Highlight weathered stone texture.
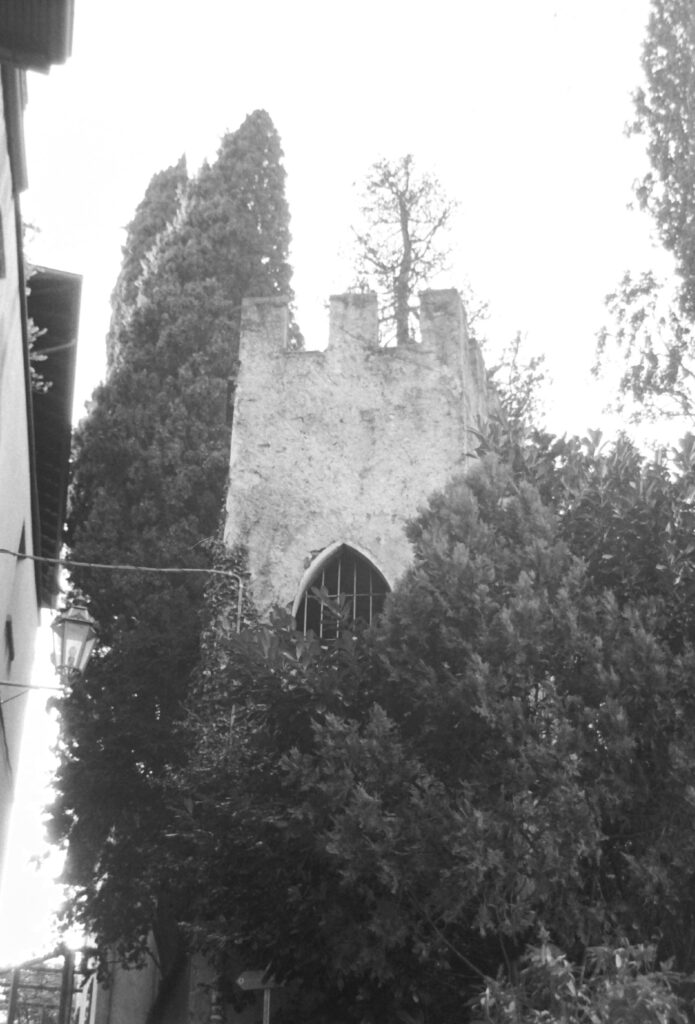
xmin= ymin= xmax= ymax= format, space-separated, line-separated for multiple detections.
xmin=225 ymin=289 xmax=490 ymax=616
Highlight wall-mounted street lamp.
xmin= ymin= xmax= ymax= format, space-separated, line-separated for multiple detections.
xmin=50 ymin=603 xmax=98 ymax=679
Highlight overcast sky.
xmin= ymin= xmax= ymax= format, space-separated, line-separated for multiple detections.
xmin=22 ymin=0 xmax=656 ymax=428
xmin=1 ymin=0 xmax=660 ymax=962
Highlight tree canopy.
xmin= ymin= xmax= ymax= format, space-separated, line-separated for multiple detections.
xmin=597 ymin=0 xmax=695 ymax=419
xmin=157 ymin=427 xmax=695 ymax=1024
xmin=49 ymin=109 xmax=295 ymax=957
xmin=353 ymin=155 xmax=454 ymax=346
xmin=633 ymin=0 xmax=695 ymax=317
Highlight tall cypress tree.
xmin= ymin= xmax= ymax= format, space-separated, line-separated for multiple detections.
xmin=106 ymin=155 xmax=188 ymax=368
xmin=49 ymin=110 xmax=294 ymax=959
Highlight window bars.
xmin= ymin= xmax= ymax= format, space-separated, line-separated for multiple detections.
xmin=296 ymin=545 xmax=390 ymax=640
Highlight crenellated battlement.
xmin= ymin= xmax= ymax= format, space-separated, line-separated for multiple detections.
xmin=228 ymin=287 xmax=491 ymax=617
xmin=327 ymin=292 xmax=378 ymax=350
xmin=240 ymin=288 xmax=486 ymax=378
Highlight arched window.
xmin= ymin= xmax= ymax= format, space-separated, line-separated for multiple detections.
xmin=295 ymin=544 xmax=390 ymax=640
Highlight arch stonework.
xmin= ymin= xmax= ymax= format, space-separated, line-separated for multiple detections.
xmin=291 ymin=539 xmax=391 ymax=621
xmin=224 ymin=289 xmax=491 ymax=618
xmin=293 ymin=541 xmax=391 ymax=639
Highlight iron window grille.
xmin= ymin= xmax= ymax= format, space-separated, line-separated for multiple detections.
xmin=296 ymin=544 xmax=390 ymax=640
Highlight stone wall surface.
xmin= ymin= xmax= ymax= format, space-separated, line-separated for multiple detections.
xmin=225 ymin=289 xmax=490 ymax=616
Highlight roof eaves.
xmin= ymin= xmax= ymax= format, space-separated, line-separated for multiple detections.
xmin=0 ymin=0 xmax=75 ymax=72
xmin=27 ymin=266 xmax=82 ymax=607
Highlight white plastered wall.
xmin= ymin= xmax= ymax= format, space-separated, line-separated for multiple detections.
xmin=0 ymin=74 xmax=39 ymax=879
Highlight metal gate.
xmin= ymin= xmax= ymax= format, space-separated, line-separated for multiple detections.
xmin=0 ymin=948 xmax=77 ymax=1024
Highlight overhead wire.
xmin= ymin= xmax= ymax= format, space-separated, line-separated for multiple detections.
xmin=0 ymin=548 xmax=245 ymax=580
xmin=0 ymin=545 xmax=247 ymax=638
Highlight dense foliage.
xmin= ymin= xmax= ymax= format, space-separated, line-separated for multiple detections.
xmin=106 ymin=155 xmax=188 ymax=368
xmin=49 ymin=110 xmax=294 ymax=957
xmin=353 ymin=155 xmax=454 ymax=346
xmin=597 ymin=0 xmax=695 ymax=418
xmin=634 ymin=0 xmax=695 ymax=316
xmin=163 ymin=428 xmax=695 ymax=1023
xmin=472 ymin=939 xmax=689 ymax=1024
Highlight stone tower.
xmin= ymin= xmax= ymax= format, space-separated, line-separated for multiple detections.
xmin=225 ymin=288 xmax=491 ymax=622
xmin=91 ymin=289 xmax=493 ymax=1024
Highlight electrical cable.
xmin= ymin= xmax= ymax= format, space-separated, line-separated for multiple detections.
xmin=0 ymin=547 xmax=245 ymax=580
xmin=0 ymin=680 xmax=63 ymax=706
xmin=1 ymin=680 xmax=62 ymax=692
xmin=1 ymin=542 xmax=248 ymax=709
xmin=0 ymin=548 xmax=246 ymax=632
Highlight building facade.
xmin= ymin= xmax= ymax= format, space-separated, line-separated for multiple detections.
xmin=0 ymin=1 xmax=78 ymax=892
xmin=0 ymin=74 xmax=38 ymax=871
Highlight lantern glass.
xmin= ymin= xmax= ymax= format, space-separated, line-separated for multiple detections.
xmin=51 ymin=604 xmax=98 ymax=677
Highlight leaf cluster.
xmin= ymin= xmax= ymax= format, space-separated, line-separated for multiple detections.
xmin=633 ymin=0 xmax=695 ymax=319
xmin=487 ymin=333 xmax=549 ymax=435
xmin=472 ymin=939 xmax=689 ymax=1024
xmin=162 ymin=429 xmax=695 ymax=1023
xmin=596 ymin=0 xmax=695 ymax=419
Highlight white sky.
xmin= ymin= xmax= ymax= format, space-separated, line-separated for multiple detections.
xmin=1 ymin=0 xmax=661 ymax=964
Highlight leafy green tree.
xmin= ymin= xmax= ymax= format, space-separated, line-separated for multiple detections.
xmin=597 ymin=0 xmax=695 ymax=419
xmin=633 ymin=0 xmax=695 ymax=317
xmin=49 ymin=109 xmax=295 ymax=960
xmin=597 ymin=270 xmax=695 ymax=420
xmin=487 ymin=332 xmax=548 ymax=435
xmin=471 ymin=938 xmax=689 ymax=1024
xmin=165 ymin=430 xmax=695 ymax=1024
xmin=353 ymin=154 xmax=454 ymax=346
